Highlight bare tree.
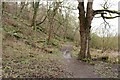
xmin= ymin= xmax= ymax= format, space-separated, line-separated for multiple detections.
xmin=48 ymin=2 xmax=61 ymax=44
xmin=78 ymin=0 xmax=120 ymax=59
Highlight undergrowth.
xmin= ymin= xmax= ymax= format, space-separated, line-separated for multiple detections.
xmin=2 ymin=12 xmax=72 ymax=78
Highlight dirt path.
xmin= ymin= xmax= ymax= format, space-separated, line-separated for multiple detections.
xmin=61 ymin=42 xmax=103 ymax=78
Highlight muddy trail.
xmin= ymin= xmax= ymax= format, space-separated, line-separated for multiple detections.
xmin=60 ymin=42 xmax=104 ymax=78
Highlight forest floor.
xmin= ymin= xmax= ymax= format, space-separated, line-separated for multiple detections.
xmin=2 ymin=11 xmax=73 ymax=78
xmin=61 ymin=42 xmax=118 ymax=78
xmin=2 ymin=11 xmax=118 ymax=78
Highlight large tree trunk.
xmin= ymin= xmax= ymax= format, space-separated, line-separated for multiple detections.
xmin=78 ymin=1 xmax=93 ymax=59
xmin=79 ymin=28 xmax=91 ymax=59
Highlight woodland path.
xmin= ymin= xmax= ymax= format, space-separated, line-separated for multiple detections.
xmin=61 ymin=42 xmax=104 ymax=78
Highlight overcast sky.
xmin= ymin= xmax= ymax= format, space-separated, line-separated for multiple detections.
xmin=92 ymin=0 xmax=120 ymax=36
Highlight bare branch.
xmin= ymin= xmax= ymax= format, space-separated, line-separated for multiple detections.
xmin=102 ymin=18 xmax=111 ymax=28
xmin=102 ymin=15 xmax=120 ymax=19
xmin=93 ymin=9 xmax=120 ymax=16
xmin=36 ymin=16 xmax=47 ymax=26
xmin=61 ymin=6 xmax=77 ymax=10
xmin=100 ymin=0 xmax=113 ymax=9
xmin=94 ymin=16 xmax=102 ymax=18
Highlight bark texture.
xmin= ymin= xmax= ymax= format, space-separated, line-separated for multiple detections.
xmin=78 ymin=1 xmax=93 ymax=59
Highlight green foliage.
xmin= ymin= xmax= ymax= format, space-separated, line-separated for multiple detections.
xmin=78 ymin=51 xmax=81 ymax=59
xmin=105 ymin=67 xmax=111 ymax=69
xmin=8 ymin=31 xmax=22 ymax=39
xmin=116 ymin=58 xmax=119 ymax=63
xmin=21 ymin=59 xmax=30 ymax=64
xmin=32 ymin=26 xmax=34 ymax=30
xmin=54 ymin=34 xmax=60 ymax=41
xmin=0 ymin=28 xmax=4 ymax=31
xmin=13 ymin=15 xmax=18 ymax=19
xmin=4 ymin=11 xmax=17 ymax=19
xmin=71 ymin=51 xmax=78 ymax=58
xmin=90 ymin=33 xmax=102 ymax=49
xmin=82 ymin=58 xmax=91 ymax=63
xmin=41 ymin=38 xmax=49 ymax=44
xmin=66 ymin=36 xmax=74 ymax=42
xmin=52 ymin=39 xmax=62 ymax=47
xmin=90 ymin=62 xmax=95 ymax=65
xmin=4 ymin=66 xmax=11 ymax=73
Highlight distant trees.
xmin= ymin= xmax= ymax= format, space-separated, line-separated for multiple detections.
xmin=90 ymin=32 xmax=118 ymax=51
xmin=90 ymin=33 xmax=101 ymax=49
xmin=18 ymin=2 xmax=29 ymax=17
xmin=98 ymin=22 xmax=118 ymax=52
xmin=19 ymin=2 xmax=26 ymax=14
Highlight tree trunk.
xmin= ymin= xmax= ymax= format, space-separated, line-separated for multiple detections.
xmin=86 ymin=28 xmax=91 ymax=58
xmin=48 ymin=18 xmax=55 ymax=43
xmin=18 ymin=2 xmax=25 ymax=17
xmin=48 ymin=2 xmax=60 ymax=44
xmin=2 ymin=2 xmax=5 ymax=14
xmin=78 ymin=1 xmax=93 ymax=59
xmin=79 ymin=28 xmax=91 ymax=59
xmin=15 ymin=2 xmax=18 ymax=16
xmin=31 ymin=2 xmax=39 ymax=31
xmin=32 ymin=11 xmax=37 ymax=30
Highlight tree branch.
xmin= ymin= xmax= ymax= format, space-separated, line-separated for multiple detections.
xmin=102 ymin=15 xmax=120 ymax=19
xmin=102 ymin=18 xmax=111 ymax=28
xmin=93 ymin=9 xmax=120 ymax=16
xmin=54 ymin=18 xmax=64 ymax=26
xmin=36 ymin=16 xmax=47 ymax=26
